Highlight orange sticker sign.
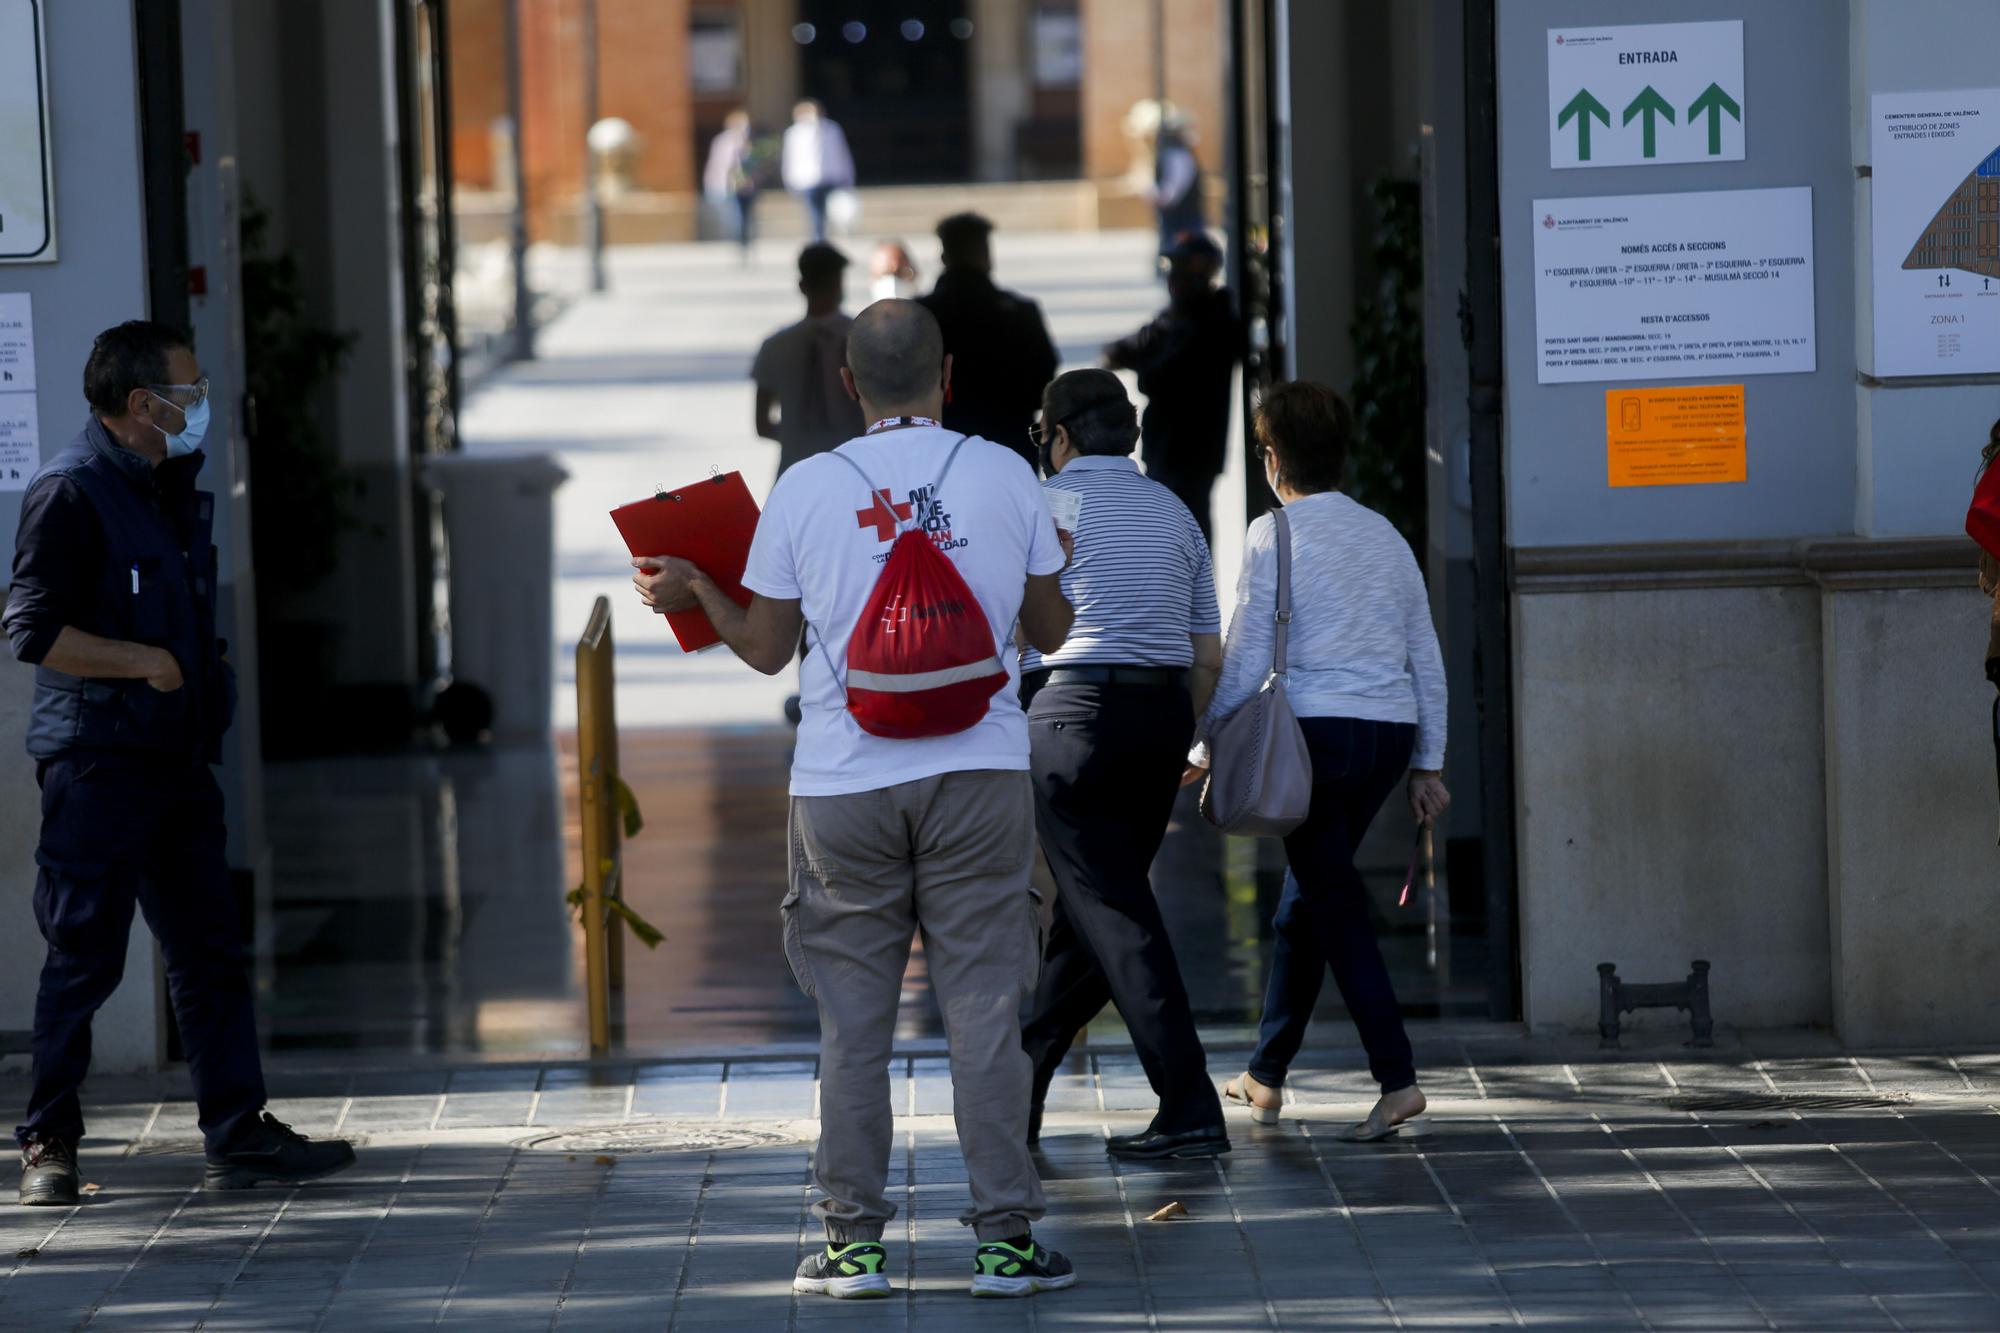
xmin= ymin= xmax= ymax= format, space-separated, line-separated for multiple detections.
xmin=1605 ymin=384 xmax=1746 ymax=488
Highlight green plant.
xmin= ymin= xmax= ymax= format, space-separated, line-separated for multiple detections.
xmin=240 ymin=193 xmax=360 ymax=601
xmin=1347 ymin=177 xmax=1427 ymax=548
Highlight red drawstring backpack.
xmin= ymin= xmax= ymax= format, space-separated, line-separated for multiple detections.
xmin=814 ymin=439 xmax=1008 ymax=739
xmin=1971 ymin=454 xmax=2000 ymax=560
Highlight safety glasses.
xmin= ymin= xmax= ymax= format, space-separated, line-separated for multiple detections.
xmin=147 ymin=377 xmax=210 ymax=410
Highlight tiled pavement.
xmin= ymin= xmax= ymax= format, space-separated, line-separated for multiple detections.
xmin=11 ymin=1034 xmax=2000 ymax=1330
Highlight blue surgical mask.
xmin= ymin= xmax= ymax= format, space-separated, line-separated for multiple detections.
xmin=149 ymin=392 xmax=209 ymax=458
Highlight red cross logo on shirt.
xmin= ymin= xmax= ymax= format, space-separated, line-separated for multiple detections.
xmin=855 ymin=489 xmax=914 ymax=542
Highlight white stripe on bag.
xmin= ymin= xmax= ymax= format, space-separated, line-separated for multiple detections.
xmin=846 ymin=659 xmax=1006 ymax=693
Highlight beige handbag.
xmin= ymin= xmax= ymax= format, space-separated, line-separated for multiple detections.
xmin=1200 ymin=508 xmax=1313 ymax=837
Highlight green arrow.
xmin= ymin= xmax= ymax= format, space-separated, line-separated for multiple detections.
xmin=1686 ymin=82 xmax=1741 ymax=156
xmin=1558 ymin=88 xmax=1611 ymax=162
xmin=1622 ymin=85 xmax=1675 ymax=158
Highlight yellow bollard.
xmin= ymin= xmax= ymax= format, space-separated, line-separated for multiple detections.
xmin=575 ymin=595 xmax=621 ymax=1056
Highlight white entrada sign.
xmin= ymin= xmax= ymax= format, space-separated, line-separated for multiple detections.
xmin=1869 ymin=89 xmax=2000 ymax=378
xmin=1547 ymin=20 xmax=1744 ymax=170
xmin=0 ymin=1 xmax=55 ymax=263
xmin=1531 ymin=187 xmax=1816 ymax=385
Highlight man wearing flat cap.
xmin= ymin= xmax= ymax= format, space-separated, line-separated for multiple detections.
xmin=918 ymin=213 xmax=1058 ymax=471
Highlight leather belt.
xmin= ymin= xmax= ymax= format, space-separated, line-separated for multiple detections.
xmin=1024 ymin=666 xmax=1190 ymax=689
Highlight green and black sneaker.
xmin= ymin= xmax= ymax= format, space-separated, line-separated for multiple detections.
xmin=793 ymin=1241 xmax=892 ymax=1299
xmin=970 ymin=1236 xmax=1077 ymax=1298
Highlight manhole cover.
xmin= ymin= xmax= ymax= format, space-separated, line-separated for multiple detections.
xmin=518 ymin=1124 xmax=797 ymax=1155
xmin=1667 ymin=1092 xmax=1914 ymax=1112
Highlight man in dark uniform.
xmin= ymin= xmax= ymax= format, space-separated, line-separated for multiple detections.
xmin=918 ymin=213 xmax=1058 ymax=470
xmin=7 ymin=322 xmax=355 ymax=1206
xmin=1103 ymin=233 xmax=1244 ymax=543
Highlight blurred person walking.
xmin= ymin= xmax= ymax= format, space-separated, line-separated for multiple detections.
xmin=632 ymin=301 xmax=1080 ymax=1300
xmin=782 ymin=99 xmax=855 ymax=244
xmin=919 ymin=213 xmax=1058 ymax=471
xmin=1103 ymin=233 xmax=1244 ymax=542
xmin=870 ymin=239 xmax=921 ymax=301
xmin=703 ymin=109 xmax=767 ymax=261
xmin=1150 ymin=120 xmax=1206 ymax=263
xmin=7 ymin=322 xmax=356 ymax=1206
xmin=1018 ymin=370 xmax=1229 ymax=1161
xmin=753 ymin=243 xmax=864 ymax=478
xmin=1189 ymin=381 xmax=1448 ymax=1144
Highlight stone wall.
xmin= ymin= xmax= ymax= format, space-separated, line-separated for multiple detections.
xmin=1512 ymin=541 xmax=1994 ymax=1045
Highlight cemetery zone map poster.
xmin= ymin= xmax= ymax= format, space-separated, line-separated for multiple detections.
xmin=1871 ymin=90 xmax=2000 ymax=377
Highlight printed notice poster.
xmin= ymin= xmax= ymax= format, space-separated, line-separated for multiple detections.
xmin=0 ymin=391 xmax=37 ymax=491
xmin=1870 ymin=90 xmax=2000 ymax=377
xmin=1532 ymin=187 xmax=1815 ymax=385
xmin=0 ymin=292 xmax=33 ymax=390
xmin=1605 ymin=384 xmax=1746 ymax=488
xmin=1547 ymin=20 xmax=1743 ymax=170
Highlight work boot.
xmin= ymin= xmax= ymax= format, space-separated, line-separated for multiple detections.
xmin=19 ymin=1137 xmax=79 ymax=1207
xmin=203 ymin=1112 xmax=356 ymax=1191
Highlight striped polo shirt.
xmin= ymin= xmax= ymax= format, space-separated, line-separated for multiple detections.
xmin=1021 ymin=454 xmax=1221 ymax=673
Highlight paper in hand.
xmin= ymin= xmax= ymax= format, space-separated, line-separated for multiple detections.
xmin=1044 ymin=487 xmax=1083 ymax=534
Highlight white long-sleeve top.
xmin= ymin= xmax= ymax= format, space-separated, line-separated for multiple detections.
xmin=782 ymin=118 xmax=855 ymax=192
xmin=1197 ymin=490 xmax=1447 ymax=770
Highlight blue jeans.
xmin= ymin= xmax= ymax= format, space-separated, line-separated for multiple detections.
xmin=800 ymin=185 xmax=834 ymax=242
xmin=1246 ymin=717 xmax=1418 ymax=1094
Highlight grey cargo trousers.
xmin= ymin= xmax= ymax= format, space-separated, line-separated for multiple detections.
xmin=784 ymin=768 xmax=1047 ymax=1243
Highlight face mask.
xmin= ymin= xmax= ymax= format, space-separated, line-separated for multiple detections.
xmin=1264 ymin=456 xmax=1282 ymax=499
xmin=872 ymin=275 xmax=916 ymax=301
xmin=149 ymin=392 xmax=209 ymax=458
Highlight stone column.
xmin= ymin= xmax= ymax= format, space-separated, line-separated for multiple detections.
xmin=970 ymin=0 xmax=1030 ymax=182
xmin=743 ymin=0 xmax=801 ymax=135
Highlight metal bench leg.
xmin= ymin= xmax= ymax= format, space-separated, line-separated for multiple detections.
xmin=1598 ymin=962 xmax=1622 ymax=1048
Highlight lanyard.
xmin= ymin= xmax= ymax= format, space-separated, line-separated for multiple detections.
xmin=865 ymin=416 xmax=941 ymax=434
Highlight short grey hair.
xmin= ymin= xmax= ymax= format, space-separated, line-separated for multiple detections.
xmin=846 ymin=300 xmax=944 ymax=404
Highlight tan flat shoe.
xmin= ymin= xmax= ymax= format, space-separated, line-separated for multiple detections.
xmin=1222 ymin=1072 xmax=1281 ymax=1125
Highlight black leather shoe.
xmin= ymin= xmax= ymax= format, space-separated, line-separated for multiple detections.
xmin=204 ymin=1113 xmax=356 ymax=1191
xmin=1105 ymin=1125 xmax=1231 ymax=1160
xmin=19 ymin=1138 xmax=79 ymax=1206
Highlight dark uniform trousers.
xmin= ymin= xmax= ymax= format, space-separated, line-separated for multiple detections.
xmin=1020 ymin=679 xmax=1223 ymax=1134
xmin=15 ymin=751 xmax=264 ymax=1156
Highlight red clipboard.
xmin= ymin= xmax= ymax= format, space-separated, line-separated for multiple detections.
xmin=611 ymin=471 xmax=761 ymax=653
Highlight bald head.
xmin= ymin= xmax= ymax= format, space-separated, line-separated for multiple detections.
xmin=845 ymin=299 xmax=946 ymax=409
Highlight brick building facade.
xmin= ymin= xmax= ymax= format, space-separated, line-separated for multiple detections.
xmin=447 ymin=0 xmax=1224 ymax=242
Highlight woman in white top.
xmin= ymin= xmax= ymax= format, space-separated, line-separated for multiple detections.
xmin=1188 ymin=381 xmax=1450 ymax=1142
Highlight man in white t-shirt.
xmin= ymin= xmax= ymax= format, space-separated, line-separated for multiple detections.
xmin=632 ymin=300 xmax=1078 ymax=1301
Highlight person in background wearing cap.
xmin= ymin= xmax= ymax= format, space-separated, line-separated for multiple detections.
xmin=1018 ymin=369 xmax=1230 ymax=1162
xmin=1103 ymin=233 xmax=1245 ymax=543
xmin=753 ymin=243 xmax=865 ymax=479
xmin=1149 ymin=120 xmax=1206 ymax=265
xmin=919 ymin=213 xmax=1058 ymax=471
